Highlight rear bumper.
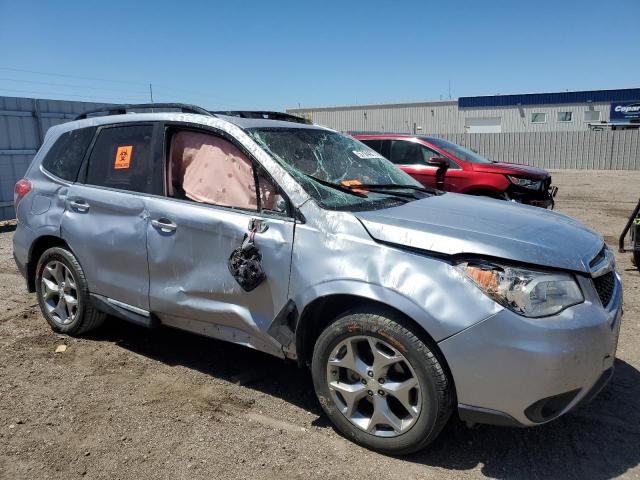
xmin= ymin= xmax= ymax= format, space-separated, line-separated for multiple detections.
xmin=440 ymin=275 xmax=622 ymax=427
xmin=12 ymin=223 xmax=34 ymax=287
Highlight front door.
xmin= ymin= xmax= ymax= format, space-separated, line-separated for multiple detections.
xmin=387 ymin=140 xmax=461 ymax=190
xmin=61 ymin=123 xmax=163 ymax=310
xmin=146 ymin=127 xmax=295 ymax=356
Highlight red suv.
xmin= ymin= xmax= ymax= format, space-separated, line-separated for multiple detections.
xmin=355 ymin=135 xmax=557 ymax=208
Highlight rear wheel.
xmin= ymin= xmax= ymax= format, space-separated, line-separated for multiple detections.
xmin=311 ymin=308 xmax=453 ymax=454
xmin=35 ymin=247 xmax=105 ymax=335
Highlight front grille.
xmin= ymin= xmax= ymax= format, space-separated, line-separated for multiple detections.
xmin=593 ymin=271 xmax=615 ymax=307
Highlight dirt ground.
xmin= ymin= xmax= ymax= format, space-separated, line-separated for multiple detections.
xmin=1 ymin=170 xmax=639 ymax=480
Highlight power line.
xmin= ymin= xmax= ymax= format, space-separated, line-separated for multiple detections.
xmin=0 ymin=77 xmax=147 ymax=95
xmin=0 ymin=67 xmax=147 ymax=87
xmin=0 ymin=86 xmax=146 ymax=103
xmin=1 ymin=66 xmax=233 ymax=107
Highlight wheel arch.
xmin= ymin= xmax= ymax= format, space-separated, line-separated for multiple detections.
xmin=294 ymin=291 xmax=456 ymax=396
xmin=27 ymin=235 xmax=71 ymax=292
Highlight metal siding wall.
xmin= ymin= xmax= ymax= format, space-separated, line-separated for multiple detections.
xmin=0 ymin=96 xmax=108 ymax=220
xmin=291 ymin=102 xmax=612 ymax=133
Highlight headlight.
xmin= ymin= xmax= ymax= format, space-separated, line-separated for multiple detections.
xmin=457 ymin=261 xmax=584 ymax=317
xmin=506 ymin=175 xmax=542 ymax=190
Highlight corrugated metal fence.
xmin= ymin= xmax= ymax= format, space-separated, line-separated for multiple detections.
xmin=437 ymin=131 xmax=640 ymax=170
xmin=0 ymin=96 xmax=107 ymax=221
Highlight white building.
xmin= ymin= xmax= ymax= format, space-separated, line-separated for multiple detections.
xmin=287 ymin=88 xmax=640 ymax=134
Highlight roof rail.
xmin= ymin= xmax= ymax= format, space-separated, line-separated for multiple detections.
xmin=73 ymin=103 xmax=214 ymax=121
xmin=213 ymin=111 xmax=311 ymax=124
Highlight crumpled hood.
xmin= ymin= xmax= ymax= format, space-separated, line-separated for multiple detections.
xmin=472 ymin=162 xmax=549 ymax=179
xmin=356 ymin=193 xmax=603 ymax=273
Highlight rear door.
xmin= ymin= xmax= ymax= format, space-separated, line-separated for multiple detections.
xmin=61 ymin=123 xmax=163 ymax=310
xmin=145 ymin=126 xmax=295 ymax=356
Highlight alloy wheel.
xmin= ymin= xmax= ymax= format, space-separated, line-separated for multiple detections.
xmin=326 ymin=335 xmax=421 ymax=437
xmin=41 ymin=260 xmax=79 ymax=326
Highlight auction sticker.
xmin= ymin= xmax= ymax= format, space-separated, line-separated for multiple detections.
xmin=114 ymin=145 xmax=133 ymax=169
xmin=352 ymin=150 xmax=383 ymax=159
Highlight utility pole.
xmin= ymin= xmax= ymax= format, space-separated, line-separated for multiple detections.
xmin=149 ymin=83 xmax=154 ymax=103
xmin=448 ymin=79 xmax=451 ymax=100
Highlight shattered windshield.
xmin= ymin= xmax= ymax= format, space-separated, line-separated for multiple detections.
xmin=248 ymin=127 xmax=427 ymax=210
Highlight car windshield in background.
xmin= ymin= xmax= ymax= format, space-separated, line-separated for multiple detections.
xmin=249 ymin=127 xmax=429 ymax=210
xmin=427 ymin=137 xmax=494 ymax=164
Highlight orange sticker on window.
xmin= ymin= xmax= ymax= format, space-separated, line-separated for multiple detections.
xmin=340 ymin=179 xmax=367 ymax=193
xmin=114 ymin=145 xmax=133 ymax=169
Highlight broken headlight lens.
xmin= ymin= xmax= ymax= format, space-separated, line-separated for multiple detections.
xmin=506 ymin=176 xmax=542 ymax=190
xmin=457 ymin=261 xmax=584 ymax=318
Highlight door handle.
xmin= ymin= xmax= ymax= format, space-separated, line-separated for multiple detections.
xmin=69 ymin=199 xmax=90 ymax=212
xmin=151 ymin=218 xmax=177 ymax=233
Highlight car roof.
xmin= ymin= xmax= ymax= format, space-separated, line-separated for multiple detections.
xmin=48 ymin=111 xmax=328 ymax=141
xmin=354 ymin=134 xmax=446 ymax=144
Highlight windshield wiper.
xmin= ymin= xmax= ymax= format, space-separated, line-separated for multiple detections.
xmin=304 ymin=174 xmax=368 ymax=198
xmin=345 ymin=183 xmax=441 ymax=196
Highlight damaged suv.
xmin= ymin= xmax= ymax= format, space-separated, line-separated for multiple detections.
xmin=13 ymin=104 xmax=621 ymax=454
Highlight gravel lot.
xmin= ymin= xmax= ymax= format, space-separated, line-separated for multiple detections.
xmin=1 ymin=170 xmax=639 ymax=480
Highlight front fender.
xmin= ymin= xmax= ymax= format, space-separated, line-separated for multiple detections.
xmin=294 ymin=267 xmax=501 ymax=343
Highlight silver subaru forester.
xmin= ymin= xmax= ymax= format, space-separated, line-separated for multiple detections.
xmin=12 ymin=104 xmax=622 ymax=454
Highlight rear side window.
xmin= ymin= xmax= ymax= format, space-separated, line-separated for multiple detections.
xmin=41 ymin=127 xmax=96 ymax=181
xmin=389 ymin=140 xmax=425 ymax=165
xmin=361 ymin=139 xmax=382 ymax=152
xmin=85 ymin=125 xmax=161 ymax=194
xmin=360 ymin=139 xmax=390 ymax=159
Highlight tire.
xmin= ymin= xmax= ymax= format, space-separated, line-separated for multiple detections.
xmin=311 ymin=307 xmax=453 ymax=455
xmin=35 ymin=246 xmax=105 ymax=335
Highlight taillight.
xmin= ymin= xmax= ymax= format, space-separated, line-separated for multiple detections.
xmin=14 ymin=178 xmax=32 ymax=208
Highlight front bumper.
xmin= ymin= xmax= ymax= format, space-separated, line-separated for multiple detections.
xmin=513 ymin=185 xmax=558 ymax=209
xmin=439 ymin=273 xmax=622 ymax=427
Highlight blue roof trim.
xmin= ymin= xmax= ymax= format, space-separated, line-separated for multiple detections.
xmin=458 ymin=88 xmax=640 ymax=108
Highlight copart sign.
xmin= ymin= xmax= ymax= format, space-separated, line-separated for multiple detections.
xmin=610 ymin=101 xmax=640 ymax=120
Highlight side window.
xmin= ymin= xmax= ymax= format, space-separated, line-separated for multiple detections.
xmin=389 ymin=140 xmax=425 ymax=165
xmin=168 ymin=130 xmax=261 ymax=211
xmin=42 ymin=127 xmax=96 ymax=181
xmin=421 ymin=146 xmax=460 ymax=169
xmin=378 ymin=140 xmax=391 ymax=159
xmin=85 ymin=125 xmax=161 ymax=194
xmin=361 ymin=139 xmax=382 ymax=153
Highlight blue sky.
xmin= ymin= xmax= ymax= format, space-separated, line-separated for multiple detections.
xmin=1 ymin=0 xmax=639 ymax=110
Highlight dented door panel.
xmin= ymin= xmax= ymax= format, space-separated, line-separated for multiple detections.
xmin=145 ymin=196 xmax=294 ymax=357
xmin=60 ymin=185 xmax=150 ymax=310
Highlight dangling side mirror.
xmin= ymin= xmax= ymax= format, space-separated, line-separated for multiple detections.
xmin=426 ymin=157 xmax=449 ymax=168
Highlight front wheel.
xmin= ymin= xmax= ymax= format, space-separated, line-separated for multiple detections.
xmin=311 ymin=308 xmax=453 ymax=454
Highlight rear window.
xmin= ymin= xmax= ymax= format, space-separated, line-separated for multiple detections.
xmin=85 ymin=125 xmax=162 ymax=195
xmin=41 ymin=127 xmax=96 ymax=181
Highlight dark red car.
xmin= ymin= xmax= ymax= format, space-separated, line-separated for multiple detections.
xmin=355 ymin=134 xmax=557 ymax=208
